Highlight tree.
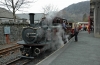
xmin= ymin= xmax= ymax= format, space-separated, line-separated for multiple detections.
xmin=0 ymin=0 xmax=35 ymax=22
xmin=42 ymin=4 xmax=59 ymax=17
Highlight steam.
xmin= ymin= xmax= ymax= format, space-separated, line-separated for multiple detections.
xmin=44 ymin=12 xmax=58 ymax=26
xmin=42 ymin=25 xmax=65 ymax=51
xmin=38 ymin=12 xmax=68 ymax=51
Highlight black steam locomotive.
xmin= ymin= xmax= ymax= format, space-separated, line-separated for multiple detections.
xmin=17 ymin=13 xmax=70 ymax=58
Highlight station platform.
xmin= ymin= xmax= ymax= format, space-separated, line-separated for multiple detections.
xmin=36 ymin=31 xmax=100 ymax=65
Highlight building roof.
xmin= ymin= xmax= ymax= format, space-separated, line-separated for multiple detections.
xmin=77 ymin=22 xmax=88 ymax=24
xmin=0 ymin=7 xmax=20 ymax=19
xmin=17 ymin=13 xmax=44 ymax=21
xmin=91 ymin=0 xmax=100 ymax=2
xmin=91 ymin=0 xmax=100 ymax=3
xmin=0 ymin=8 xmax=14 ymax=18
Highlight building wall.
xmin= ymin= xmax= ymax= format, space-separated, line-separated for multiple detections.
xmin=94 ymin=2 xmax=100 ymax=37
xmin=0 ymin=22 xmax=29 ymax=44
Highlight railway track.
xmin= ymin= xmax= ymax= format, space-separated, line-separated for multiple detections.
xmin=6 ymin=58 xmax=32 ymax=65
xmin=4 ymin=50 xmax=53 ymax=65
xmin=0 ymin=44 xmax=21 ymax=55
xmin=0 ymin=44 xmax=22 ymax=65
xmin=26 ymin=50 xmax=54 ymax=65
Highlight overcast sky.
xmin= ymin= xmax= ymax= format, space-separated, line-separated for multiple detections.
xmin=17 ymin=0 xmax=89 ymax=13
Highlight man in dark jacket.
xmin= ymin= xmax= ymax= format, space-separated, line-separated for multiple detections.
xmin=74 ymin=26 xmax=79 ymax=42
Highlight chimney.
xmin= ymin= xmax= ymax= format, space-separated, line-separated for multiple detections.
xmin=29 ymin=13 xmax=35 ymax=26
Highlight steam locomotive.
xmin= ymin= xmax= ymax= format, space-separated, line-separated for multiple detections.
xmin=17 ymin=13 xmax=71 ymax=58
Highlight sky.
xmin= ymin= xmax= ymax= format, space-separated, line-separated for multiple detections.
xmin=16 ymin=0 xmax=89 ymax=13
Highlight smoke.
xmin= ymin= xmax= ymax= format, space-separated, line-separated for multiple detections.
xmin=38 ymin=12 xmax=69 ymax=52
xmin=51 ymin=31 xmax=64 ymax=51
xmin=43 ymin=12 xmax=58 ymax=26
xmin=41 ymin=25 xmax=67 ymax=51
xmin=37 ymin=28 xmax=44 ymax=38
xmin=42 ymin=28 xmax=65 ymax=51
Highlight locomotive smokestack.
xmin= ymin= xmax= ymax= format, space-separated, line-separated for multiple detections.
xmin=29 ymin=13 xmax=35 ymax=25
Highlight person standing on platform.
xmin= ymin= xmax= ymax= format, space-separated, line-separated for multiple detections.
xmin=62 ymin=20 xmax=67 ymax=32
xmin=74 ymin=25 xmax=79 ymax=42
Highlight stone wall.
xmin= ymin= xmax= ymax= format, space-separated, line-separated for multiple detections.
xmin=0 ymin=22 xmax=29 ymax=44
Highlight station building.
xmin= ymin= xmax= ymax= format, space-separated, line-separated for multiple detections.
xmin=90 ymin=0 xmax=100 ymax=37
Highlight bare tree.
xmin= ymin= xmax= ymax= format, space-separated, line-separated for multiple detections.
xmin=0 ymin=0 xmax=35 ymax=22
xmin=42 ymin=4 xmax=59 ymax=17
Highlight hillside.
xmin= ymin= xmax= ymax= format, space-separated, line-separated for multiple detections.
xmin=60 ymin=1 xmax=90 ymax=22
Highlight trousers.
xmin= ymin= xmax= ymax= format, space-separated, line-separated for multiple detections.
xmin=74 ymin=32 xmax=78 ymax=41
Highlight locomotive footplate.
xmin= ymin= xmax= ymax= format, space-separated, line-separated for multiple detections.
xmin=17 ymin=40 xmax=48 ymax=46
xmin=17 ymin=40 xmax=48 ymax=57
xmin=19 ymin=55 xmax=34 ymax=59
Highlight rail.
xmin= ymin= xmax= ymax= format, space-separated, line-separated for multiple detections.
xmin=0 ymin=44 xmax=22 ymax=55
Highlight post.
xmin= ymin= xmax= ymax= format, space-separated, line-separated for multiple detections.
xmin=4 ymin=27 xmax=10 ymax=44
xmin=6 ymin=34 xmax=10 ymax=44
